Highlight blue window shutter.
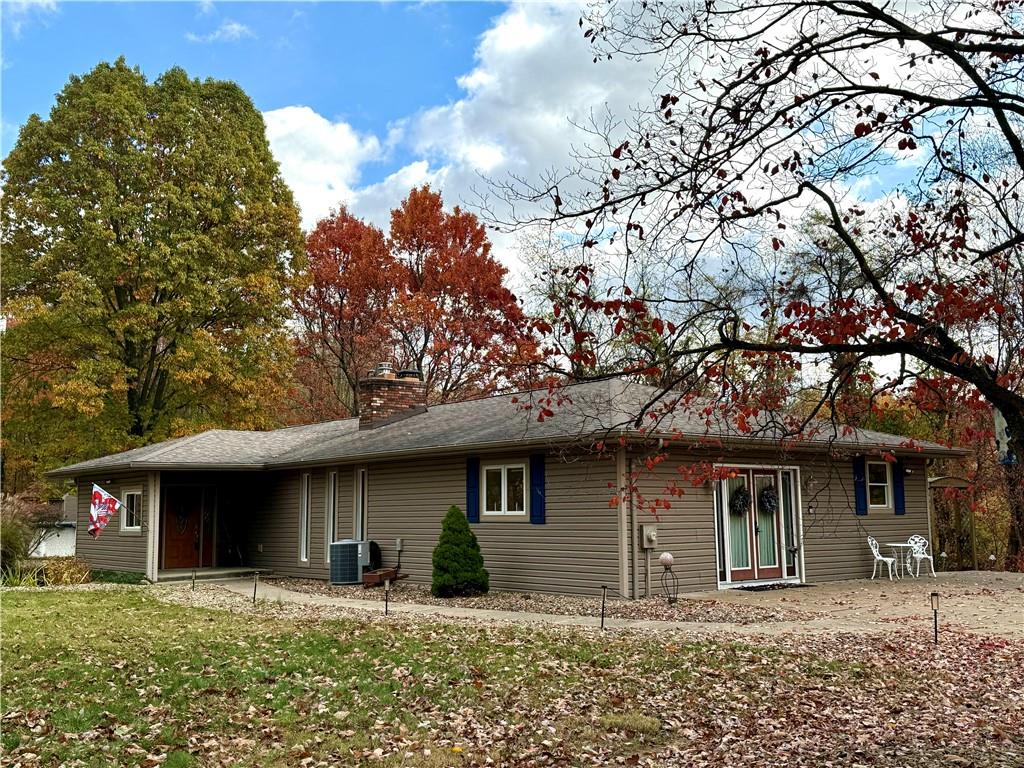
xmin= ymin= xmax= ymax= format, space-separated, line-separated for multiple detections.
xmin=466 ymin=457 xmax=480 ymax=523
xmin=893 ymin=459 xmax=906 ymax=515
xmin=529 ymin=453 xmax=546 ymax=525
xmin=853 ymin=457 xmax=868 ymax=516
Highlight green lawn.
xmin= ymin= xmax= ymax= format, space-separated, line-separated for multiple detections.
xmin=1 ymin=587 xmax=1021 ymax=767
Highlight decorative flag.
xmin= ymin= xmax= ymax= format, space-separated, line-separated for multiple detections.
xmin=89 ymin=484 xmax=123 ymax=538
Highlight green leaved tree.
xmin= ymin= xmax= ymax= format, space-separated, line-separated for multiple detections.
xmin=1 ymin=59 xmax=303 ymax=491
xmin=431 ymin=505 xmax=489 ymax=598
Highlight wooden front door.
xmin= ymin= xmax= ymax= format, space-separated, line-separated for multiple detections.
xmin=162 ymin=487 xmax=213 ymax=569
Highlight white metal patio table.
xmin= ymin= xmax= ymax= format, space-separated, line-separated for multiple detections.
xmin=884 ymin=542 xmax=917 ymax=579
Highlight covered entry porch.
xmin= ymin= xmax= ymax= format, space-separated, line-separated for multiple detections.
xmin=145 ymin=471 xmax=264 ymax=582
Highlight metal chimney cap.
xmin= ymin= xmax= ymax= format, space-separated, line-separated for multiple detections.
xmin=372 ymin=361 xmax=395 ymax=377
xmin=397 ymin=367 xmax=422 ymax=381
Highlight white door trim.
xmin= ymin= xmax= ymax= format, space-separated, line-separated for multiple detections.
xmin=324 ymin=470 xmax=338 ymax=565
xmin=713 ymin=462 xmax=804 ymax=589
xmin=145 ymin=471 xmax=161 ymax=582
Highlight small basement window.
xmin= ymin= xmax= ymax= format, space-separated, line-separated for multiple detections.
xmin=482 ymin=463 xmax=527 ymax=516
xmin=867 ymin=462 xmax=892 ymax=508
xmin=121 ymin=490 xmax=142 ymax=531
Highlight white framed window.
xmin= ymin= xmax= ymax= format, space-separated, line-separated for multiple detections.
xmin=324 ymin=471 xmax=337 ymax=564
xmin=121 ymin=489 xmax=142 ymax=532
xmin=299 ymin=472 xmax=311 ymax=562
xmin=482 ymin=463 xmax=527 ymax=516
xmin=867 ymin=462 xmax=892 ymax=508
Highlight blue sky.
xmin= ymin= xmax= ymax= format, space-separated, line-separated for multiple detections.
xmin=0 ymin=1 xmax=654 ymax=269
xmin=2 ymin=2 xmax=502 ymax=182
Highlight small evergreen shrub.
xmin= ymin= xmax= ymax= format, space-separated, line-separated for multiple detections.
xmin=431 ymin=505 xmax=489 ymax=598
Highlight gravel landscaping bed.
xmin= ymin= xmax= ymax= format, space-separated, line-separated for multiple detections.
xmin=266 ymin=578 xmax=821 ymax=624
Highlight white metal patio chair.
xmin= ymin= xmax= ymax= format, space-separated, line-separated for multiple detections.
xmin=867 ymin=536 xmax=896 ymax=580
xmin=907 ymin=534 xmax=936 ymax=578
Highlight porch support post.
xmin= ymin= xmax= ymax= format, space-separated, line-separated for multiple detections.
xmin=146 ymin=471 xmax=161 ymax=582
xmin=616 ymin=447 xmax=629 ymax=599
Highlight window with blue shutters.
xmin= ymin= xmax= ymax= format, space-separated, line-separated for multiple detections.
xmin=867 ymin=461 xmax=893 ymax=509
xmin=481 ymin=463 xmax=527 ymax=516
xmin=466 ymin=455 xmax=546 ymax=524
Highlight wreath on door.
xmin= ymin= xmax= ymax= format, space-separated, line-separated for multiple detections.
xmin=729 ymin=486 xmax=751 ymax=517
xmin=759 ymin=485 xmax=778 ymax=516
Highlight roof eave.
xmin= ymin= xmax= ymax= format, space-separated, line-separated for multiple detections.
xmin=43 ymin=424 xmax=968 ymax=479
xmin=267 ymin=434 xmax=601 ymax=470
xmin=639 ymin=431 xmax=969 ymax=458
xmin=45 ymin=461 xmax=270 ymax=479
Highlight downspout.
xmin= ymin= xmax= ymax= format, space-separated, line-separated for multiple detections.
xmin=617 ymin=448 xmax=629 ymax=599
xmin=628 ymin=456 xmax=639 ymax=600
xmin=926 ymin=458 xmax=936 ymax=566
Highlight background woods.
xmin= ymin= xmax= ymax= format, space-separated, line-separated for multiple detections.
xmin=0 ymin=63 xmax=535 ymax=492
xmin=289 ymin=186 xmax=537 ymax=421
xmin=1 ymin=60 xmax=303 ymax=492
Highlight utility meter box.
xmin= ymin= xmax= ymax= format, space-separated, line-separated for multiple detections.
xmin=640 ymin=524 xmax=658 ymax=550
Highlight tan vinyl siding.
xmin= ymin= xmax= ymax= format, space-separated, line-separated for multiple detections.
xmin=363 ymin=452 xmax=619 ymax=596
xmin=245 ymin=470 xmax=329 ymax=580
xmin=629 ymin=450 xmax=933 ymax=590
xmin=632 ymin=460 xmax=717 ymax=596
xmin=68 ymin=446 xmax=929 ymax=591
xmin=73 ymin=474 xmax=149 ymax=574
xmin=801 ymin=455 xmax=931 ymax=581
xmin=334 ymin=468 xmax=355 ymax=541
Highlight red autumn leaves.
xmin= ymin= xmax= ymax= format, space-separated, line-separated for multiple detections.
xmin=290 ymin=186 xmax=536 ymax=420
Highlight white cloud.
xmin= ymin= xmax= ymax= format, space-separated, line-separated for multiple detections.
xmin=185 ymin=20 xmax=254 ymax=44
xmin=263 ymin=106 xmax=383 ymax=229
xmin=3 ymin=0 xmax=58 ymax=39
xmin=263 ymin=2 xmax=655 ymax=275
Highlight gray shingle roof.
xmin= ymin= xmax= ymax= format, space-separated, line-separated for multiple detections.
xmin=47 ymin=378 xmax=965 ymax=478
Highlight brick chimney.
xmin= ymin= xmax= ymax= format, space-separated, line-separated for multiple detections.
xmin=358 ymin=363 xmax=427 ymax=430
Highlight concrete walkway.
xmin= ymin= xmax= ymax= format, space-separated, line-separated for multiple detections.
xmin=214 ymin=578 xmax=886 ymax=636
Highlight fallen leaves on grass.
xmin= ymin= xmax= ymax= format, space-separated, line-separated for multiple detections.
xmin=3 ymin=586 xmax=1022 ymax=768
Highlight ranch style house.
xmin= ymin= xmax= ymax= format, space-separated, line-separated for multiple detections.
xmin=48 ymin=369 xmax=964 ymax=596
